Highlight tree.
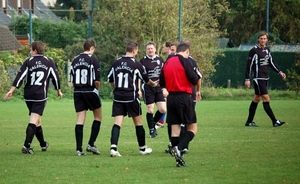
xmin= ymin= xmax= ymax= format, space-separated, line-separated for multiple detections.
xmin=9 ymin=16 xmax=87 ymax=48
xmin=52 ymin=0 xmax=87 ymax=22
xmin=285 ymin=53 xmax=300 ymax=96
xmin=81 ymin=0 xmax=228 ymax=82
xmin=220 ymin=0 xmax=300 ymax=46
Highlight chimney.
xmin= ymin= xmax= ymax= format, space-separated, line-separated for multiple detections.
xmin=23 ymin=0 xmax=34 ymax=14
xmin=1 ymin=0 xmax=7 ymax=14
xmin=17 ymin=0 xmax=22 ymax=14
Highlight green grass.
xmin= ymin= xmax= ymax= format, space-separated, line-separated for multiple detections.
xmin=0 ymin=99 xmax=299 ymax=184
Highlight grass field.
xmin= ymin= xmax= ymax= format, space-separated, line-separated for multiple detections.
xmin=0 ymin=99 xmax=299 ymax=184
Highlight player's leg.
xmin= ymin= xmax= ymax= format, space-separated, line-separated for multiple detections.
xmin=86 ymin=93 xmax=102 ymax=154
xmin=32 ymin=101 xmax=48 ymax=151
xmin=22 ymin=101 xmax=45 ymax=154
xmin=110 ymin=102 xmax=125 ymax=157
xmin=144 ymin=85 xmax=157 ymax=137
xmin=158 ymin=113 xmax=166 ymax=125
xmin=129 ymin=99 xmax=152 ymax=155
xmin=22 ymin=112 xmax=39 ymax=154
xmin=154 ymin=101 xmax=166 ymax=129
xmin=261 ymin=94 xmax=285 ymax=127
xmin=75 ymin=110 xmax=86 ymax=155
xmin=245 ymin=79 xmax=261 ymax=127
xmin=35 ymin=117 xmax=49 ymax=151
xmin=146 ymin=103 xmax=157 ymax=138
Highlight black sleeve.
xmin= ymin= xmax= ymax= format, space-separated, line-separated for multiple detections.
xmin=136 ymin=61 xmax=149 ymax=83
xmin=159 ymin=65 xmax=166 ymax=87
xmin=49 ymin=59 xmax=61 ymax=90
xmin=245 ymin=48 xmax=255 ymax=79
xmin=178 ymin=55 xmax=199 ymax=85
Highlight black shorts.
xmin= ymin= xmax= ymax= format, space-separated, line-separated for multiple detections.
xmin=166 ymin=93 xmax=196 ymax=125
xmin=253 ymin=79 xmax=268 ymax=95
xmin=26 ymin=101 xmax=46 ymax=116
xmin=112 ymin=99 xmax=142 ymax=117
xmin=142 ymin=84 xmax=165 ymax=105
xmin=73 ymin=92 xmax=101 ymax=112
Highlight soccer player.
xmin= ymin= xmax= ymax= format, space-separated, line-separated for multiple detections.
xmin=245 ymin=31 xmax=286 ymax=127
xmin=139 ymin=41 xmax=167 ymax=138
xmin=70 ymin=39 xmax=103 ymax=156
xmin=160 ymin=43 xmax=201 ymax=167
xmin=107 ymin=41 xmax=157 ymax=157
xmin=161 ymin=41 xmax=172 ymax=55
xmin=4 ymin=41 xmax=63 ymax=154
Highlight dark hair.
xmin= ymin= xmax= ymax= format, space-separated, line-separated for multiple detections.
xmin=145 ymin=41 xmax=156 ymax=48
xmin=165 ymin=41 xmax=172 ymax=47
xmin=31 ymin=41 xmax=45 ymax=54
xmin=126 ymin=41 xmax=138 ymax=52
xmin=176 ymin=43 xmax=190 ymax=53
xmin=171 ymin=42 xmax=179 ymax=47
xmin=257 ymin=31 xmax=269 ymax=39
xmin=83 ymin=39 xmax=96 ymax=51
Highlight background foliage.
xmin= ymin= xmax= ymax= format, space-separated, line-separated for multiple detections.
xmin=220 ymin=0 xmax=300 ymax=46
xmin=3 ymin=0 xmax=300 ymax=97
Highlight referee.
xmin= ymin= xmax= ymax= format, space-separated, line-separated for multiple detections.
xmin=160 ymin=43 xmax=200 ymax=167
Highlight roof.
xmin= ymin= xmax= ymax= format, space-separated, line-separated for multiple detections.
xmin=0 ymin=0 xmax=62 ymax=26
xmin=0 ymin=26 xmax=22 ymax=51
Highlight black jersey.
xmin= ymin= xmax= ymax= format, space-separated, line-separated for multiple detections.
xmin=188 ymin=56 xmax=202 ymax=101
xmin=12 ymin=55 xmax=60 ymax=101
xmin=245 ymin=44 xmax=281 ymax=80
xmin=107 ymin=56 xmax=150 ymax=102
xmin=70 ymin=53 xmax=101 ymax=92
xmin=139 ymin=55 xmax=164 ymax=81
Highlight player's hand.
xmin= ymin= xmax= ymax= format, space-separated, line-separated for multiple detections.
xmin=162 ymin=88 xmax=169 ymax=98
xmin=57 ymin=89 xmax=63 ymax=99
xmin=4 ymin=91 xmax=13 ymax=100
xmin=245 ymin=80 xmax=251 ymax=88
xmin=196 ymin=92 xmax=202 ymax=101
xmin=4 ymin=87 xmax=16 ymax=100
xmin=279 ymin=71 xmax=286 ymax=79
xmin=138 ymin=90 xmax=142 ymax=99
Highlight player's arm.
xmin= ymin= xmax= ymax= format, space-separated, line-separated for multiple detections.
xmin=137 ymin=62 xmax=157 ymax=87
xmin=49 ymin=61 xmax=63 ymax=98
xmin=245 ymin=49 xmax=255 ymax=88
xmin=93 ymin=58 xmax=101 ymax=90
xmin=196 ymin=78 xmax=201 ymax=101
xmin=180 ymin=56 xmax=199 ymax=85
xmin=4 ymin=86 xmax=16 ymax=100
xmin=5 ymin=61 xmax=28 ymax=100
xmin=268 ymin=52 xmax=286 ymax=79
xmin=107 ymin=66 xmax=115 ymax=88
xmin=94 ymin=81 xmax=100 ymax=90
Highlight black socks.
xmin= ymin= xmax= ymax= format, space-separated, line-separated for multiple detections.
xmin=247 ymin=101 xmax=258 ymax=123
xmin=24 ymin=123 xmax=36 ymax=148
xmin=75 ymin=124 xmax=83 ymax=151
xmin=263 ymin=102 xmax=277 ymax=122
xmin=88 ymin=120 xmax=101 ymax=147
xmin=135 ymin=125 xmax=146 ymax=147
xmin=35 ymin=126 xmax=46 ymax=147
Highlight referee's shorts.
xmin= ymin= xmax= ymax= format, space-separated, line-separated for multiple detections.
xmin=166 ymin=92 xmax=195 ymax=125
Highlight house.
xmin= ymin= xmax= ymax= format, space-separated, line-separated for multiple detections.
xmin=0 ymin=26 xmax=22 ymax=51
xmin=0 ymin=0 xmax=62 ymax=26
